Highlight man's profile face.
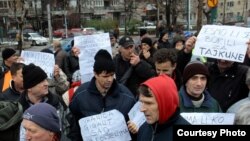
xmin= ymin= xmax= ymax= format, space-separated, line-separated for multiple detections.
xmin=22 ymin=119 xmax=55 ymax=141
xmin=139 ymin=89 xmax=159 ymax=124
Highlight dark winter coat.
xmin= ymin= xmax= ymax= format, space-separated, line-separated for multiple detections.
xmin=113 ymin=54 xmax=155 ymax=97
xmin=208 ymin=62 xmax=249 ymax=112
xmin=0 ymin=80 xmax=22 ymax=101
xmin=137 ymin=110 xmax=190 ymax=141
xmin=69 ymin=77 xmax=136 ymax=141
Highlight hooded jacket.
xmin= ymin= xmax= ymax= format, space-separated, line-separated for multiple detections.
xmin=0 ymin=101 xmax=23 ymax=141
xmin=137 ymin=74 xmax=190 ymax=141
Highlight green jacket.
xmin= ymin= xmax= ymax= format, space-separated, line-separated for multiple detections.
xmin=0 ymin=101 xmax=23 ymax=141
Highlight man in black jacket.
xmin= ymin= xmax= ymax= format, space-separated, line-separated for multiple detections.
xmin=18 ymin=63 xmax=76 ymax=141
xmin=114 ymin=35 xmax=155 ymax=98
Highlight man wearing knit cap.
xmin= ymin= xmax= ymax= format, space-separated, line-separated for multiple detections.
xmin=0 ymin=47 xmax=19 ymax=92
xmin=179 ymin=61 xmax=222 ymax=113
xmin=70 ymin=49 xmax=136 ymax=141
xmin=137 ymin=74 xmax=190 ymax=141
xmin=22 ymin=103 xmax=60 ymax=141
xmin=18 ymin=63 xmax=76 ymax=140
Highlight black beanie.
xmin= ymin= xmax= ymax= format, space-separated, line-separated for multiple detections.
xmin=183 ymin=61 xmax=209 ymax=84
xmin=141 ymin=37 xmax=153 ymax=47
xmin=22 ymin=63 xmax=48 ymax=89
xmin=94 ymin=49 xmax=115 ymax=73
xmin=2 ymin=48 xmax=16 ymax=60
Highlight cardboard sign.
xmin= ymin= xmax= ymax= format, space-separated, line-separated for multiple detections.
xmin=193 ymin=25 xmax=250 ymax=62
xmin=79 ymin=110 xmax=131 ymax=141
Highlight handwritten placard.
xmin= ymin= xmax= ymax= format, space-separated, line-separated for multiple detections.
xmin=128 ymin=101 xmax=146 ymax=128
xmin=21 ymin=51 xmax=55 ymax=78
xmin=181 ymin=113 xmax=235 ymax=125
xmin=79 ymin=110 xmax=131 ymax=141
xmin=74 ymin=33 xmax=112 ymax=83
xmin=193 ymin=25 xmax=250 ymax=62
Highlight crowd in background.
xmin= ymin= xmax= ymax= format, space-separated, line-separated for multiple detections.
xmin=0 ymin=25 xmax=250 ymax=141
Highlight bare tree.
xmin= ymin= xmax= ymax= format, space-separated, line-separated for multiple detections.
xmin=123 ymin=0 xmax=136 ymax=35
xmin=9 ymin=0 xmax=28 ymax=54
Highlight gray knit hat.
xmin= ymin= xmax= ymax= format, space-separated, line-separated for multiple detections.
xmin=23 ymin=103 xmax=60 ymax=133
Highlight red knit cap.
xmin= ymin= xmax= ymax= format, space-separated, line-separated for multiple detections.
xmin=142 ymin=74 xmax=179 ymax=124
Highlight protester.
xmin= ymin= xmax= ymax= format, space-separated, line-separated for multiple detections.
xmin=157 ymin=30 xmax=172 ymax=49
xmin=208 ymin=59 xmax=249 ymax=112
xmin=172 ymin=34 xmax=185 ymax=51
xmin=153 ymin=48 xmax=182 ymax=90
xmin=114 ymin=35 xmax=155 ymax=97
xmin=109 ymin=32 xmax=119 ymax=57
xmin=63 ymin=46 xmax=80 ymax=84
xmin=0 ymin=101 xmax=23 ymax=141
xmin=179 ymin=61 xmax=222 ymax=112
xmin=140 ymin=37 xmax=157 ymax=68
xmin=53 ymin=40 xmax=68 ymax=68
xmin=227 ymin=68 xmax=250 ymax=113
xmin=0 ymin=48 xmax=19 ymax=92
xmin=234 ymin=101 xmax=250 ymax=125
xmin=69 ymin=49 xmax=136 ymax=141
xmin=18 ymin=63 xmax=75 ymax=140
xmin=0 ymin=62 xmax=25 ymax=101
xmin=22 ymin=103 xmax=61 ymax=141
xmin=183 ymin=36 xmax=249 ymax=112
xmin=137 ymin=74 xmax=190 ymax=141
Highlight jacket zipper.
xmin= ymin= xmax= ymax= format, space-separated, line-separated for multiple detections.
xmin=151 ymin=123 xmax=158 ymax=141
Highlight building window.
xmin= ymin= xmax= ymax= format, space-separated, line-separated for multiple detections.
xmin=227 ymin=1 xmax=234 ymax=7
xmin=220 ymin=2 xmax=223 ymax=7
xmin=0 ymin=1 xmax=7 ymax=8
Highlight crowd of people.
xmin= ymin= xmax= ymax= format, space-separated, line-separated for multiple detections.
xmin=0 ymin=26 xmax=250 ymax=141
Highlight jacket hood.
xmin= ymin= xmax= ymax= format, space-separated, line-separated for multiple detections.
xmin=0 ymin=101 xmax=23 ymax=130
xmin=142 ymin=74 xmax=179 ymax=124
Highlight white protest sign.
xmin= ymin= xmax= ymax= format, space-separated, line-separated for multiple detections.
xmin=181 ymin=112 xmax=235 ymax=125
xmin=74 ymin=33 xmax=112 ymax=83
xmin=79 ymin=109 xmax=131 ymax=141
xmin=193 ymin=25 xmax=250 ymax=62
xmin=21 ymin=51 xmax=55 ymax=78
xmin=128 ymin=101 xmax=146 ymax=128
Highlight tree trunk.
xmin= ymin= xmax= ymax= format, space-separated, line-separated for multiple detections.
xmin=197 ymin=0 xmax=203 ymax=33
xmin=165 ymin=0 xmax=171 ymax=29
